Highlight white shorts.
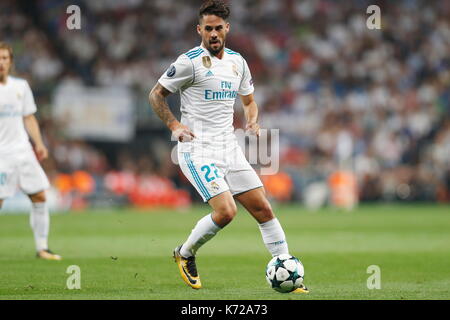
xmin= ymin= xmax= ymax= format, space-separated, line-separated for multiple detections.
xmin=0 ymin=149 xmax=50 ymax=199
xmin=178 ymin=139 xmax=263 ymax=202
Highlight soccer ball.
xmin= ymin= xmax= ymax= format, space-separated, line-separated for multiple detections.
xmin=265 ymin=254 xmax=304 ymax=293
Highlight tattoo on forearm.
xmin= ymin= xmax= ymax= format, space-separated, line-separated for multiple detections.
xmin=149 ymin=85 xmax=177 ymax=128
xmin=151 ymin=95 xmax=176 ymax=126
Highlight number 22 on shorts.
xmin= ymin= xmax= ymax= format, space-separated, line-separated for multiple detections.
xmin=201 ymin=164 xmax=220 ymax=182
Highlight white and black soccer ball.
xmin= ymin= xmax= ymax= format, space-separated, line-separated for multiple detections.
xmin=265 ymin=254 xmax=304 ymax=293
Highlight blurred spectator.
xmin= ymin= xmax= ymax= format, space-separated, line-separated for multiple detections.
xmin=261 ymin=171 xmax=294 ymax=202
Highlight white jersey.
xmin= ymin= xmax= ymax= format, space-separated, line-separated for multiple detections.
xmin=0 ymin=76 xmax=36 ymax=155
xmin=158 ymin=44 xmax=254 ymax=141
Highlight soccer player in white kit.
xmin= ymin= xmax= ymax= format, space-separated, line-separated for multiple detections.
xmin=0 ymin=42 xmax=61 ymax=260
xmin=149 ymin=0 xmax=307 ymax=292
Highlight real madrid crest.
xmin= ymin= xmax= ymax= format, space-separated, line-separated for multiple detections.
xmin=232 ymin=63 xmax=238 ymax=76
xmin=202 ymin=56 xmax=212 ymax=69
xmin=210 ymin=181 xmax=220 ymax=191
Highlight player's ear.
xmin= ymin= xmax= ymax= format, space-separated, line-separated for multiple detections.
xmin=225 ymin=22 xmax=230 ymax=33
xmin=197 ymin=24 xmax=201 ymax=36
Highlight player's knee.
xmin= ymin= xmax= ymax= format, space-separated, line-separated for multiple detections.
xmin=255 ymin=201 xmax=275 ymax=223
xmin=29 ymin=191 xmax=46 ymax=203
xmin=0 ymin=200 xmax=3 ymax=209
xmin=221 ymin=206 xmax=237 ymax=223
xmin=216 ymin=203 xmax=237 ymax=224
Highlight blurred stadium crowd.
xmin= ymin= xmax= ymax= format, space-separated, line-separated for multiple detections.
xmin=1 ymin=0 xmax=449 ymax=209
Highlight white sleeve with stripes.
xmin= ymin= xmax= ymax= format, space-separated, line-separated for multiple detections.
xmin=158 ymin=55 xmax=193 ymax=93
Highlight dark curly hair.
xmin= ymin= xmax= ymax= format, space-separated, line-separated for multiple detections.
xmin=199 ymin=0 xmax=230 ymax=21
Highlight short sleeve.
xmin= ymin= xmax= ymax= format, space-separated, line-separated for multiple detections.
xmin=158 ymin=55 xmax=194 ymax=93
xmin=22 ymin=81 xmax=37 ymax=116
xmin=238 ymin=57 xmax=254 ymax=96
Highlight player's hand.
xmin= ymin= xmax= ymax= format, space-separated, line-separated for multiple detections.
xmin=171 ymin=123 xmax=196 ymax=142
xmin=34 ymin=143 xmax=48 ymax=161
xmin=245 ymin=122 xmax=260 ymax=137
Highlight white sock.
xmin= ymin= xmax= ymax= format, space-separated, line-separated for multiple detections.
xmin=30 ymin=202 xmax=49 ymax=252
xmin=258 ymin=218 xmax=289 ymax=257
xmin=180 ymin=213 xmax=222 ymax=258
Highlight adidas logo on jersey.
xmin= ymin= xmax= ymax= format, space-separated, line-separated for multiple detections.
xmin=205 ymin=70 xmax=214 ymax=77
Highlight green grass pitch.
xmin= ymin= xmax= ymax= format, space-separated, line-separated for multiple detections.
xmin=0 ymin=204 xmax=449 ymax=300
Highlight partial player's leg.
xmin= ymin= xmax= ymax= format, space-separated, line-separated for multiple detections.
xmin=174 ymin=191 xmax=236 ymax=289
xmin=174 ymin=151 xmax=235 ymax=289
xmin=234 ymin=187 xmax=309 ymax=293
xmin=234 ymin=187 xmax=289 ymax=256
xmin=28 ymin=191 xmax=61 ymax=260
xmin=223 ymin=146 xmax=289 ymax=256
xmin=19 ymin=151 xmax=60 ymax=260
xmin=180 ymin=190 xmax=236 ymax=256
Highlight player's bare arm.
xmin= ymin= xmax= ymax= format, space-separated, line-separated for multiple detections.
xmin=240 ymin=93 xmax=260 ymax=137
xmin=23 ymin=114 xmax=48 ymax=161
xmin=149 ymin=82 xmax=195 ymax=142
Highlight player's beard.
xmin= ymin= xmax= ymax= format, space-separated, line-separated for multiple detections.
xmin=206 ymin=39 xmax=225 ymax=56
